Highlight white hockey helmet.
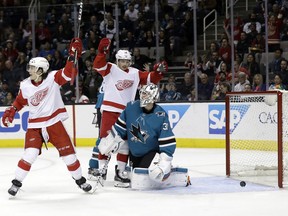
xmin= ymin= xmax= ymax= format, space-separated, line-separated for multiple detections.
xmin=27 ymin=57 xmax=50 ymax=73
xmin=139 ymin=83 xmax=159 ymax=107
xmin=116 ymin=50 xmax=132 ymax=61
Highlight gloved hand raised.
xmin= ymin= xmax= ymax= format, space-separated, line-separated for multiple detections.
xmin=68 ymin=37 xmax=83 ymax=61
xmin=153 ymin=61 xmax=168 ymax=73
xmin=98 ymin=38 xmax=111 ymax=54
xmin=2 ymin=106 xmax=17 ymax=127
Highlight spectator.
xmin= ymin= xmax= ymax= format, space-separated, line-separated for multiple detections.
xmin=198 ymin=73 xmax=214 ymax=100
xmin=178 ymin=72 xmax=193 ymax=99
xmin=244 ymin=83 xmax=252 ymax=91
xmin=234 ymin=72 xmax=250 ymax=92
xmin=269 ymin=74 xmax=287 ymax=90
xmin=276 ymin=59 xmax=288 ymax=86
xmin=162 ymin=82 xmax=182 ymax=101
xmin=132 ymin=47 xmax=153 ymax=70
xmin=236 ymin=32 xmax=250 ymax=58
xmin=35 ymin=21 xmax=51 ymax=46
xmin=269 ymin=48 xmax=285 ymax=73
xmin=252 ymin=74 xmax=266 ymax=91
xmin=211 ymin=71 xmax=230 ymax=100
xmin=2 ymin=91 xmax=14 ymax=106
xmin=214 ymin=82 xmax=231 ymax=100
xmin=215 ymin=61 xmax=231 ymax=83
xmin=38 ymin=41 xmax=55 ymax=58
xmin=120 ymin=31 xmax=136 ymax=51
xmin=0 ymin=80 xmax=9 ymax=105
xmin=267 ymin=14 xmax=283 ymax=52
xmin=187 ymin=87 xmax=196 ymax=101
xmin=2 ymin=39 xmax=18 ymax=63
xmin=203 ymin=50 xmax=222 ymax=80
xmin=218 ymin=38 xmax=232 ymax=67
xmin=124 ymin=4 xmax=139 ymax=22
xmin=50 ymin=50 xmax=65 ymax=70
xmin=83 ymin=58 xmax=103 ymax=103
xmin=249 ymin=32 xmax=265 ymax=53
xmin=244 ymin=53 xmax=260 ymax=82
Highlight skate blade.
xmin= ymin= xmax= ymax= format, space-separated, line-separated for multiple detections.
xmin=114 ymin=182 xmax=130 ymax=188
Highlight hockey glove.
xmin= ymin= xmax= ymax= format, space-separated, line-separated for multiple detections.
xmin=2 ymin=106 xmax=17 ymax=127
xmin=148 ymin=153 xmax=172 ymax=183
xmin=153 ymin=61 xmax=168 ymax=74
xmin=98 ymin=38 xmax=111 ymax=54
xmin=98 ymin=126 xmax=125 ymax=155
xmin=68 ymin=37 xmax=83 ymax=61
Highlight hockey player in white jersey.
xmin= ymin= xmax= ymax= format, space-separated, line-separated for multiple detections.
xmin=88 ymin=38 xmax=166 ymax=188
xmin=98 ymin=84 xmax=182 ymax=188
xmin=1 ymin=38 xmax=92 ymax=196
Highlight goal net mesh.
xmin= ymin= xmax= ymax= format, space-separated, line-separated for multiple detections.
xmin=226 ymin=91 xmax=288 ymax=187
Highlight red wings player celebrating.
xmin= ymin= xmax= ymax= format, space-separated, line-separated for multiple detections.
xmin=2 ymin=38 xmax=92 ymax=196
xmin=88 ymin=38 xmax=167 ymax=187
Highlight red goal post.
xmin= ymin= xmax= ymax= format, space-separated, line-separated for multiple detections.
xmin=225 ymin=91 xmax=288 ymax=188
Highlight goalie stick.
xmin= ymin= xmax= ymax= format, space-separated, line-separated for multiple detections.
xmin=70 ymin=1 xmax=83 ymax=85
xmin=91 ymin=154 xmax=111 ymax=193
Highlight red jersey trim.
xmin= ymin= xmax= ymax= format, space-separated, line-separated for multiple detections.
xmin=28 ymin=108 xmax=67 ymax=123
xmin=102 ymin=100 xmax=126 ymax=110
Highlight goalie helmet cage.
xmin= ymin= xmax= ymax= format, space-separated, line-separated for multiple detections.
xmin=225 ymin=91 xmax=288 ymax=188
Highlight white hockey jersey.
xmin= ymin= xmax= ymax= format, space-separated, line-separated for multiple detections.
xmin=17 ymin=70 xmax=69 ymax=128
xmin=101 ymin=63 xmax=141 ymax=113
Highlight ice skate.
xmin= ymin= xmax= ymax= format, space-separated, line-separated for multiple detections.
xmin=8 ymin=179 xmax=22 ymax=196
xmin=114 ymin=165 xmax=130 ymax=188
xmin=75 ymin=177 xmax=92 ymax=192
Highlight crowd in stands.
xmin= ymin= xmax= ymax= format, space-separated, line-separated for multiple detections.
xmin=2 ymin=0 xmax=288 ymax=105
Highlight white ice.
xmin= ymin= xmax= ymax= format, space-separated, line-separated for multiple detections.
xmin=0 ymin=147 xmax=287 ymax=216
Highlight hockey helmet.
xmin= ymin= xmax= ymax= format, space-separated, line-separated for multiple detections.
xmin=115 ymin=50 xmax=132 ymax=61
xmin=139 ymin=83 xmax=159 ymax=107
xmin=27 ymin=57 xmax=50 ymax=73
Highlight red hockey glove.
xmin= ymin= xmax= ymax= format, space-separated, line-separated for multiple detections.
xmin=98 ymin=38 xmax=111 ymax=54
xmin=2 ymin=106 xmax=17 ymax=127
xmin=153 ymin=61 xmax=168 ymax=73
xmin=68 ymin=37 xmax=83 ymax=60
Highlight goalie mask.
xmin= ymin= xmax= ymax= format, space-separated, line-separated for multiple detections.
xmin=27 ymin=57 xmax=50 ymax=82
xmin=139 ymin=84 xmax=159 ymax=107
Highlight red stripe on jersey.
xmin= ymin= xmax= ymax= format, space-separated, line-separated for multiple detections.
xmin=18 ymin=159 xmax=31 ymax=171
xmin=28 ymin=108 xmax=67 ymax=123
xmin=13 ymin=90 xmax=28 ymax=111
xmin=116 ymin=153 xmax=129 ymax=163
xmin=102 ymin=100 xmax=126 ymax=110
xmin=67 ymin=159 xmax=80 ymax=171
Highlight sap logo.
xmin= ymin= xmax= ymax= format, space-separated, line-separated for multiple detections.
xmin=0 ymin=111 xmax=29 ymax=132
xmin=159 ymin=104 xmax=190 ymax=129
xmin=208 ymin=104 xmax=249 ymax=134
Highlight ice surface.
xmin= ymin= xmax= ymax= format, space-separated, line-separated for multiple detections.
xmin=0 ymin=147 xmax=287 ymax=216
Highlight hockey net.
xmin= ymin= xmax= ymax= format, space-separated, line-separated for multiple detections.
xmin=225 ymin=91 xmax=288 ymax=188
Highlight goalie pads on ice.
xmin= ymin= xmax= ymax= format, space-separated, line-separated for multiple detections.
xmin=98 ymin=126 xmax=126 ymax=155
xmin=130 ymin=167 xmax=190 ymax=190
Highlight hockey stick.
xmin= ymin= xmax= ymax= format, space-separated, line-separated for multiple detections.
xmin=91 ymin=154 xmax=111 ymax=193
xmin=70 ymin=1 xmax=83 ymax=85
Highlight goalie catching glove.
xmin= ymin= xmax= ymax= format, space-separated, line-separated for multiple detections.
xmin=98 ymin=126 xmax=127 ymax=155
xmin=148 ymin=153 xmax=172 ymax=183
xmin=2 ymin=106 xmax=17 ymax=127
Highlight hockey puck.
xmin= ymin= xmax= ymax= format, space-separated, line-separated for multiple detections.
xmin=240 ymin=181 xmax=246 ymax=187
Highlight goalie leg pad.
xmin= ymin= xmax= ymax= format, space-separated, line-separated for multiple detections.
xmin=131 ymin=167 xmax=190 ymax=190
